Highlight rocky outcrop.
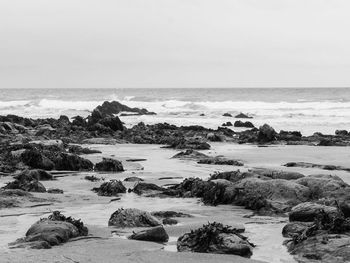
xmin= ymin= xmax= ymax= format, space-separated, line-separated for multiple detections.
xmin=93 ymin=180 xmax=126 ymax=196
xmin=9 ymin=211 xmax=88 ymax=249
xmin=234 ymin=121 xmax=255 ymax=128
xmin=20 ymin=149 xmax=55 ymax=170
xmin=131 ymin=183 xmax=165 ymax=196
xmin=222 ymin=113 xmax=232 ymax=117
xmin=93 ymin=101 xmax=156 ymax=116
xmin=53 ymin=153 xmax=93 ymax=171
xmin=257 ymin=124 xmax=277 ymax=143
xmin=95 ymin=158 xmax=124 ymax=172
xmin=128 ymin=226 xmax=169 ymax=242
xmin=108 ymin=208 xmax=161 ymax=227
xmin=172 ymin=149 xmax=209 ymax=160
xmin=197 ymin=157 xmax=243 ymax=166
xmin=288 ymin=202 xmax=340 ymax=222
xmin=3 ymin=170 xmax=48 ymax=193
xmin=284 ymin=161 xmax=350 ymax=172
xmin=177 ymin=222 xmax=253 ymax=257
xmin=248 ymin=168 xmax=304 ymax=180
xmin=235 ymin=113 xmax=252 ymax=119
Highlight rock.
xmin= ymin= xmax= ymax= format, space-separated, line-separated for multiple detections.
xmin=9 ymin=211 xmax=88 ymax=249
xmin=235 ymin=113 xmax=252 ymax=119
xmin=198 ymin=157 xmax=243 ymax=166
xmin=248 ymin=168 xmax=304 ymax=180
xmin=222 ymin=122 xmax=233 ymax=127
xmin=163 ymin=218 xmax=178 ymax=225
xmin=335 ymin=130 xmax=349 ymax=136
xmin=151 ymin=211 xmax=192 ymax=218
xmin=30 ymin=140 xmax=64 ymax=149
xmin=108 ymin=208 xmax=161 ymax=227
xmin=278 ymin=130 xmax=302 ymax=141
xmin=68 ymin=145 xmax=102 ymax=155
xmin=47 ymin=188 xmax=64 ymax=194
xmin=93 ymin=180 xmax=126 ymax=196
xmin=284 ymin=161 xmax=350 ymax=172
xmin=295 ymin=174 xmax=347 ymax=198
xmin=93 ymin=101 xmax=156 ymax=116
xmin=282 ymin=221 xmax=313 ymax=238
xmin=257 ymin=124 xmax=276 ymax=143
xmin=3 ymin=171 xmax=47 ymax=193
xmin=234 ymin=121 xmax=255 ymax=128
xmin=81 ymin=138 xmax=118 ymax=145
xmin=20 ymin=149 xmax=55 ymax=170
xmin=71 ymin=116 xmax=86 ymax=127
xmin=177 ymin=222 xmax=253 ymax=257
xmin=128 ymin=226 xmax=169 ymax=243
xmin=222 ymin=113 xmax=232 ymax=117
xmin=95 ymin=158 xmax=124 ymax=172
xmin=289 ymin=202 xmax=340 ymax=222
xmin=210 ymin=170 xmax=256 ymax=183
xmin=206 ymin=133 xmax=223 ymax=142
xmin=172 ymin=149 xmax=209 ymax=160
xmin=132 ymin=183 xmax=165 ymax=195
xmin=84 ymin=175 xmax=101 ymax=182
xmin=124 ymin=176 xmax=144 ymax=182
xmin=14 ymin=169 xmax=53 ymax=181
xmin=54 ymin=153 xmax=93 ymax=171
xmin=0 ymin=189 xmax=33 ymax=208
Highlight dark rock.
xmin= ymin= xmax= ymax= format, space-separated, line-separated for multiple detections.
xmin=95 ymin=158 xmax=124 ymax=172
xmin=98 ymin=116 xmax=124 ymax=132
xmin=132 ymin=183 xmax=165 ymax=195
xmin=289 ymin=202 xmax=340 ymax=222
xmin=257 ymin=124 xmax=276 ymax=143
xmin=206 ymin=133 xmax=224 ymax=142
xmin=108 ymin=208 xmax=161 ymax=227
xmin=128 ymin=226 xmax=169 ymax=243
xmin=151 ymin=211 xmax=192 ymax=218
xmin=248 ymin=168 xmax=304 ymax=180
xmin=84 ymin=175 xmax=101 ymax=182
xmin=162 ymin=218 xmax=178 ymax=225
xmin=284 ymin=161 xmax=350 ymax=172
xmin=71 ymin=116 xmax=86 ymax=127
xmin=93 ymin=180 xmax=126 ymax=196
xmin=335 ymin=130 xmax=349 ymax=136
xmin=47 ymin=188 xmax=64 ymax=194
xmin=222 ymin=122 xmax=233 ymax=127
xmin=14 ymin=169 xmax=53 ymax=181
xmin=9 ymin=211 xmax=88 ymax=249
xmin=198 ymin=157 xmax=243 ymax=166
xmin=124 ymin=176 xmax=144 ymax=182
xmin=282 ymin=221 xmax=313 ymax=238
xmin=3 ymin=171 xmax=47 ymax=193
xmin=94 ymin=101 xmax=156 ymax=116
xmin=68 ymin=145 xmax=101 ymax=155
xmin=235 ymin=113 xmax=252 ymax=119
xmin=20 ymin=149 xmax=55 ymax=170
xmin=54 ymin=153 xmax=93 ymax=171
xmin=172 ymin=149 xmax=209 ymax=160
xmin=222 ymin=113 xmax=233 ymax=117
xmin=234 ymin=121 xmax=255 ymax=128
xmin=278 ymin=130 xmax=302 ymax=141
xmin=177 ymin=222 xmax=253 ymax=257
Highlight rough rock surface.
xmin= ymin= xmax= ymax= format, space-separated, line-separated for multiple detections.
xmin=95 ymin=158 xmax=124 ymax=172
xmin=108 ymin=208 xmax=161 ymax=227
xmin=128 ymin=226 xmax=169 ymax=242
xmin=177 ymin=222 xmax=253 ymax=257
xmin=93 ymin=180 xmax=126 ymax=196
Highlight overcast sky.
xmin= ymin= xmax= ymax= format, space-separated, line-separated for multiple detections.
xmin=1 ymin=0 xmax=350 ymax=89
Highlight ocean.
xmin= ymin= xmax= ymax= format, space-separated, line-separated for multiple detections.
xmin=1 ymin=88 xmax=350 ymax=135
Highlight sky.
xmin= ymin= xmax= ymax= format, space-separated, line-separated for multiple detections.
xmin=1 ymin=0 xmax=350 ymax=89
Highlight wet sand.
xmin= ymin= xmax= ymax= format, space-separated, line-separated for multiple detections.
xmin=2 ymin=143 xmax=346 ymax=263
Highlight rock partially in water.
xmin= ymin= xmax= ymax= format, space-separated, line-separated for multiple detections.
xmin=234 ymin=121 xmax=255 ymax=128
xmin=171 ymin=149 xmax=209 ymax=160
xmin=108 ymin=208 xmax=161 ymax=227
xmin=235 ymin=113 xmax=252 ymax=119
xmin=84 ymin=175 xmax=102 ymax=182
xmin=282 ymin=221 xmax=313 ymax=238
xmin=124 ymin=176 xmax=144 ymax=182
xmin=93 ymin=180 xmax=126 ymax=196
xmin=222 ymin=113 xmax=233 ymax=117
xmin=47 ymin=188 xmax=64 ymax=194
xmin=94 ymin=101 xmax=156 ymax=116
xmin=222 ymin=121 xmax=233 ymax=127
xmin=20 ymin=149 xmax=55 ymax=170
xmin=95 ymin=158 xmax=124 ymax=172
xmin=162 ymin=218 xmax=178 ymax=225
xmin=53 ymin=153 xmax=93 ymax=171
xmin=284 ymin=161 xmax=350 ymax=172
xmin=151 ymin=211 xmax=192 ymax=218
xmin=9 ymin=211 xmax=88 ymax=249
xmin=132 ymin=182 xmax=165 ymax=195
xmin=128 ymin=226 xmax=169 ymax=243
xmin=248 ymin=168 xmax=304 ymax=180
xmin=14 ymin=169 xmax=53 ymax=181
xmin=3 ymin=170 xmax=47 ymax=193
xmin=198 ymin=157 xmax=243 ymax=166
xmin=67 ymin=145 xmax=102 ymax=155
xmin=289 ymin=202 xmax=340 ymax=222
xmin=177 ymin=222 xmax=253 ymax=257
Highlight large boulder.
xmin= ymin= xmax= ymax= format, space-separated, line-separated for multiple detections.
xmin=128 ymin=226 xmax=169 ymax=242
xmin=249 ymin=168 xmax=304 ymax=180
xmin=177 ymin=222 xmax=253 ymax=257
xmin=53 ymin=153 xmax=93 ymax=171
xmin=14 ymin=169 xmax=53 ymax=181
xmin=108 ymin=208 xmax=161 ymax=227
xmin=3 ymin=170 xmax=47 ymax=193
xmin=20 ymin=149 xmax=55 ymax=170
xmin=95 ymin=158 xmax=124 ymax=172
xmin=93 ymin=180 xmax=126 ymax=196
xmin=234 ymin=121 xmax=255 ymax=128
xmin=289 ymin=202 xmax=340 ymax=222
xmin=94 ymin=101 xmax=155 ymax=116
xmin=282 ymin=221 xmax=313 ymax=238
xmin=257 ymin=124 xmax=276 ymax=143
xmin=132 ymin=183 xmax=165 ymax=195
xmin=9 ymin=211 xmax=88 ymax=249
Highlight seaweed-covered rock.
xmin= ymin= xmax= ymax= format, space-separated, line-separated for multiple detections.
xmin=132 ymin=183 xmax=165 ymax=195
xmin=162 ymin=218 xmax=178 ymax=225
xmin=108 ymin=208 xmax=161 ymax=227
xmin=128 ymin=226 xmax=169 ymax=242
xmin=93 ymin=180 xmax=126 ymax=196
xmin=20 ymin=149 xmax=55 ymax=170
xmin=151 ymin=211 xmax=192 ymax=218
xmin=177 ymin=222 xmax=253 ymax=257
xmin=14 ymin=169 xmax=53 ymax=181
xmin=9 ymin=211 xmax=88 ymax=249
xmin=172 ymin=149 xmax=209 ymax=160
xmin=95 ymin=158 xmax=124 ymax=172
xmin=124 ymin=176 xmax=144 ymax=182
xmin=234 ymin=121 xmax=255 ymax=128
xmin=3 ymin=170 xmax=47 ymax=193
xmin=198 ymin=157 xmax=243 ymax=166
xmin=53 ymin=153 xmax=93 ymax=171
xmin=248 ymin=168 xmax=304 ymax=180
